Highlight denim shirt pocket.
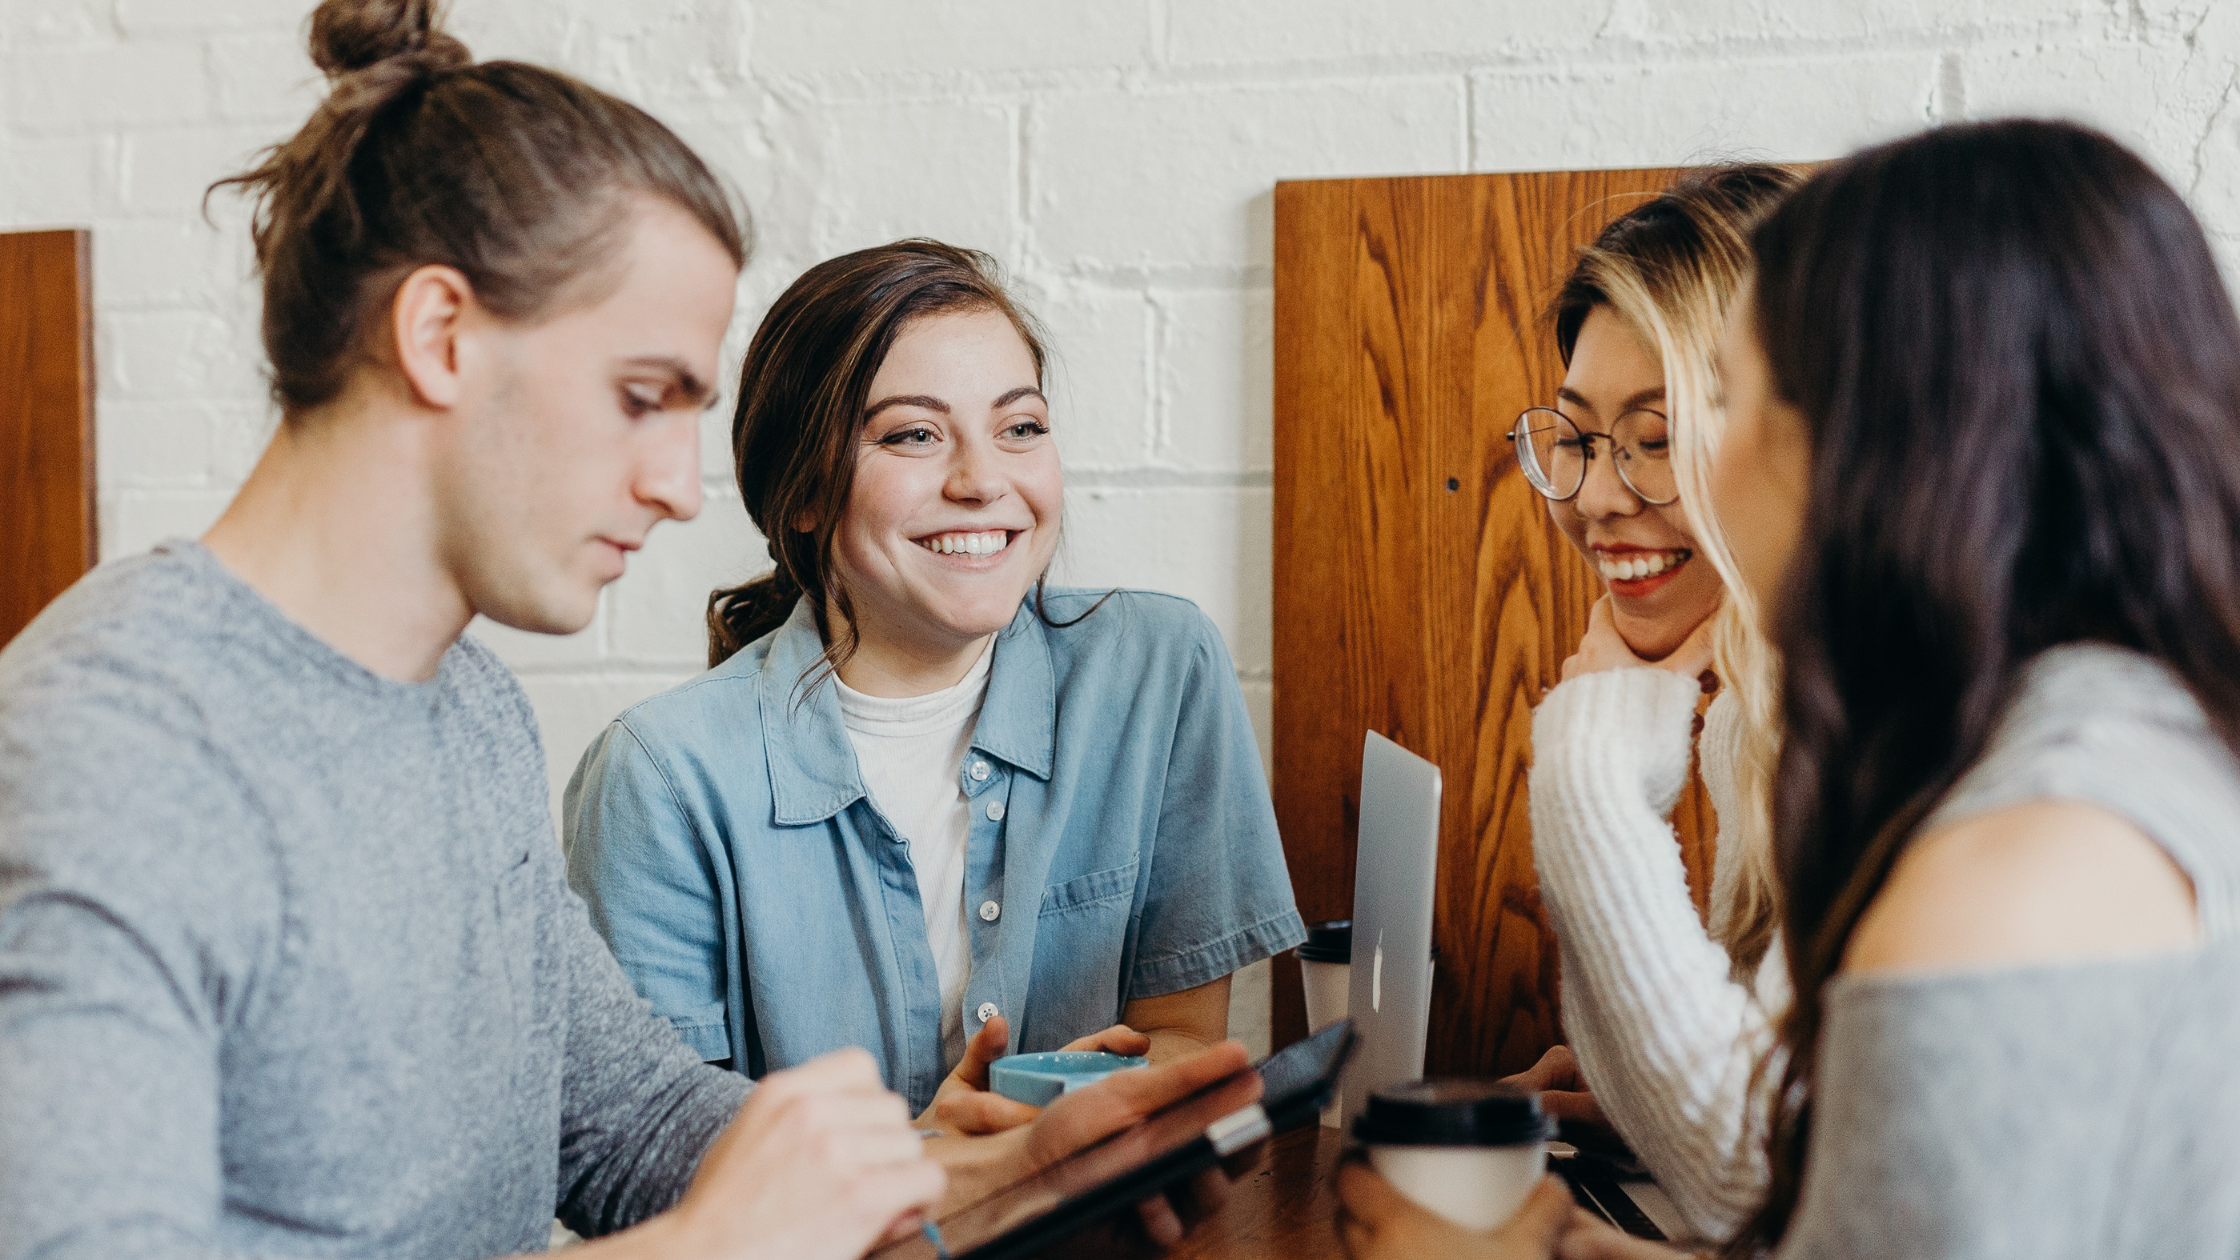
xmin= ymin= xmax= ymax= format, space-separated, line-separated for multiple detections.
xmin=1038 ymin=859 xmax=1140 ymax=918
xmin=1031 ymin=860 xmax=1141 ymax=1035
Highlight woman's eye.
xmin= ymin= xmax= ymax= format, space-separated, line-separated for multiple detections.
xmin=621 ymin=388 xmax=663 ymax=417
xmin=1007 ymin=420 xmax=1051 ymax=439
xmin=882 ymin=427 xmax=937 ymax=446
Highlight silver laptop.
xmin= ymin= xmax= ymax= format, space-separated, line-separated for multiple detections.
xmin=1331 ymin=731 xmax=1693 ymax=1242
xmin=1338 ymin=731 xmax=1442 ymax=1129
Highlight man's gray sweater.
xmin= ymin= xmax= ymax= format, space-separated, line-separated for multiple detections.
xmin=0 ymin=541 xmax=750 ymax=1259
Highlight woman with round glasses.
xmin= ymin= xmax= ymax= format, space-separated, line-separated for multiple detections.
xmin=1490 ymin=164 xmax=1801 ymax=1244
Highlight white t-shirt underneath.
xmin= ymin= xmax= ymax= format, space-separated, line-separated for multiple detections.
xmin=834 ymin=642 xmax=994 ymax=1073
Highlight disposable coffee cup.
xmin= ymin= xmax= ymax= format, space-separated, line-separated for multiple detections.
xmin=1296 ymin=920 xmax=1353 ymax=1034
xmin=1296 ymin=921 xmax=1353 ymax=1126
xmin=1353 ymin=1080 xmax=1555 ymax=1231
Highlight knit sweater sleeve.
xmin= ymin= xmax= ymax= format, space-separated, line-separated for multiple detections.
xmin=1529 ymin=671 xmax=1780 ymax=1242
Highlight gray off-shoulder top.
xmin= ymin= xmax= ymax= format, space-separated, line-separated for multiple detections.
xmin=1778 ymin=645 xmax=2240 ymax=1259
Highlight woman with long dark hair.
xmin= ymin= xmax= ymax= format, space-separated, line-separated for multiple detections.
xmin=564 ymin=240 xmax=1304 ymax=1131
xmin=1718 ymin=117 xmax=2240 ymax=1258
xmin=1338 ymin=119 xmax=2240 ymax=1260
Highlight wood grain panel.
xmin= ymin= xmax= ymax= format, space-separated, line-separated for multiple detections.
xmin=1273 ymin=170 xmax=1715 ymax=1076
xmin=0 ymin=228 xmax=96 ymax=649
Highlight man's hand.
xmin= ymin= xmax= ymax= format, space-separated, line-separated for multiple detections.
xmin=1560 ymin=598 xmax=1717 ymax=685
xmin=1500 ymin=1045 xmax=1606 ymax=1131
xmin=660 ymin=1048 xmax=944 ymax=1260
xmin=930 ymin=1039 xmax=1256 ymax=1247
xmin=1336 ymin=1161 xmax=1576 ymax=1259
xmin=1024 ymin=1040 xmax=1254 ymax=1245
xmin=919 ymin=1016 xmax=1154 ymax=1136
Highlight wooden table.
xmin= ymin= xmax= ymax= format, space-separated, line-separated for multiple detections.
xmin=1160 ymin=1124 xmax=1346 ymax=1260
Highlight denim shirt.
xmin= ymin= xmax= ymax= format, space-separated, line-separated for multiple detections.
xmin=562 ymin=588 xmax=1304 ymax=1113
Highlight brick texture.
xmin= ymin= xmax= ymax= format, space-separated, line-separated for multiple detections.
xmin=10 ymin=0 xmax=2240 ymax=1057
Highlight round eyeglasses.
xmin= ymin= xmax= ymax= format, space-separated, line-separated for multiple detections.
xmin=1508 ymin=406 xmax=1678 ymax=506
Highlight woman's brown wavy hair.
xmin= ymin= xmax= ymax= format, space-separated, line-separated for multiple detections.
xmin=1732 ymin=119 xmax=2240 ymax=1253
xmin=706 ymin=240 xmax=1056 ymax=673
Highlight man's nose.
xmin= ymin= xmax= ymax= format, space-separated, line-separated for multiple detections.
xmin=638 ymin=416 xmax=705 ymax=522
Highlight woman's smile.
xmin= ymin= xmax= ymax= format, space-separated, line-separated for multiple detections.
xmin=912 ymin=528 xmax=1022 ymax=563
xmin=1593 ymin=543 xmax=1694 ymax=596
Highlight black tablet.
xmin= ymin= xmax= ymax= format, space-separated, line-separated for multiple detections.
xmin=874 ymin=1020 xmax=1356 ymax=1260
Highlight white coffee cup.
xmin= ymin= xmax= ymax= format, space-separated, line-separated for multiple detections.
xmin=1300 ymin=959 xmax=1351 ymax=1033
xmin=1295 ymin=922 xmax=1354 ymax=1126
xmin=1354 ymin=1080 xmax=1554 ymax=1231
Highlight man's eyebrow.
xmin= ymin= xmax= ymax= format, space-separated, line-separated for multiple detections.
xmin=622 ymin=356 xmax=715 ymax=408
xmin=1622 ymin=385 xmax=1667 ymax=412
xmin=993 ymin=386 xmax=1046 ymax=409
xmin=865 ymin=394 xmax=952 ymax=420
xmin=1554 ymin=385 xmax=1594 ymax=412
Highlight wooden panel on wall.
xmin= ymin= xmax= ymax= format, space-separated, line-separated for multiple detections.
xmin=1271 ymin=170 xmax=1718 ymax=1077
xmin=0 ymin=228 xmax=96 ymax=650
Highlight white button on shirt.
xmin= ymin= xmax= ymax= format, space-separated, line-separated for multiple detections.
xmin=835 ymin=642 xmax=995 ymax=1073
xmin=970 ymin=760 xmax=991 ymax=781
xmin=986 ymin=800 xmax=1006 ymax=821
xmin=980 ymin=900 xmax=1001 ymax=922
xmin=977 ymin=1002 xmax=999 ymax=1023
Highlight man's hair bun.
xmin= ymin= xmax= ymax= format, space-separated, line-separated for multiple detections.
xmin=309 ymin=0 xmax=469 ymax=78
xmin=216 ymin=0 xmax=745 ymax=414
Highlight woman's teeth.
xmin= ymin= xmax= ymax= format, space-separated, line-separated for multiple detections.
xmin=921 ymin=531 xmax=1009 ymax=557
xmin=1597 ymin=548 xmax=1691 ymax=582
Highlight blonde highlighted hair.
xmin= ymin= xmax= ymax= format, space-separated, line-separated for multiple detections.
xmin=1550 ymin=165 xmax=1801 ymax=978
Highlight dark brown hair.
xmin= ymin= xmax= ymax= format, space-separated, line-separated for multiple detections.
xmin=1734 ymin=120 xmax=2240 ymax=1251
xmin=1551 ymin=164 xmax=1799 ymax=364
xmin=707 ymin=239 xmax=1061 ymax=672
xmin=212 ymin=0 xmax=747 ymax=414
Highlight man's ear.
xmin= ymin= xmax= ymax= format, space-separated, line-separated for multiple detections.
xmin=390 ymin=264 xmax=475 ymax=410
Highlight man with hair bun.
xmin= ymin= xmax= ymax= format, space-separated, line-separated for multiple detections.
xmin=0 ymin=3 xmax=1244 ymax=1258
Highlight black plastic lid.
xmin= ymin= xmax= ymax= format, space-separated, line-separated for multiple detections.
xmin=1295 ymin=920 xmax=1352 ymax=963
xmin=1351 ymin=1079 xmax=1554 ymax=1147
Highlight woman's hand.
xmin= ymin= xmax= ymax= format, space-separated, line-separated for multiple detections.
xmin=1500 ymin=1045 xmax=1607 ymax=1132
xmin=1560 ymin=598 xmax=1718 ymax=687
xmin=1555 ymin=1212 xmax=1695 ymax=1259
xmin=918 ymin=1016 xmax=1154 ymax=1136
xmin=1337 ymin=1162 xmax=1576 ymax=1259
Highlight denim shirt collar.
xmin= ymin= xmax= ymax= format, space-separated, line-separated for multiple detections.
xmin=757 ymin=596 xmax=1057 ymax=825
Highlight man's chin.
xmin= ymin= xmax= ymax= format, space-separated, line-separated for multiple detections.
xmin=474 ymin=584 xmax=601 ymax=640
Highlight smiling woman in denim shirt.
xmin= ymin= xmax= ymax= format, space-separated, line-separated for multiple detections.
xmin=563 ymin=239 xmax=1305 ymax=1128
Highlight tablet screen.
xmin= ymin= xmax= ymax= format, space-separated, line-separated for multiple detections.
xmin=873 ymin=1022 xmax=1353 ymax=1260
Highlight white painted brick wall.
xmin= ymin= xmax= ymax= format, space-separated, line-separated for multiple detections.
xmin=10 ymin=0 xmax=2240 ymax=1057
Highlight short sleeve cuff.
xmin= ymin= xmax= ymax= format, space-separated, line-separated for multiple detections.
xmin=1129 ymin=909 xmax=1308 ymax=999
xmin=661 ymin=1002 xmax=732 ymax=1062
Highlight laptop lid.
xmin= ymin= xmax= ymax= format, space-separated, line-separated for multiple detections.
xmin=1339 ymin=730 xmax=1442 ymax=1129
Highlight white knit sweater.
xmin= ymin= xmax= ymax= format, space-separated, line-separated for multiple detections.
xmin=1529 ymin=669 xmax=1789 ymax=1243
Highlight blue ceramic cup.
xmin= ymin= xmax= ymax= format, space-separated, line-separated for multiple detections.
xmin=987 ymin=1050 xmax=1150 ymax=1107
